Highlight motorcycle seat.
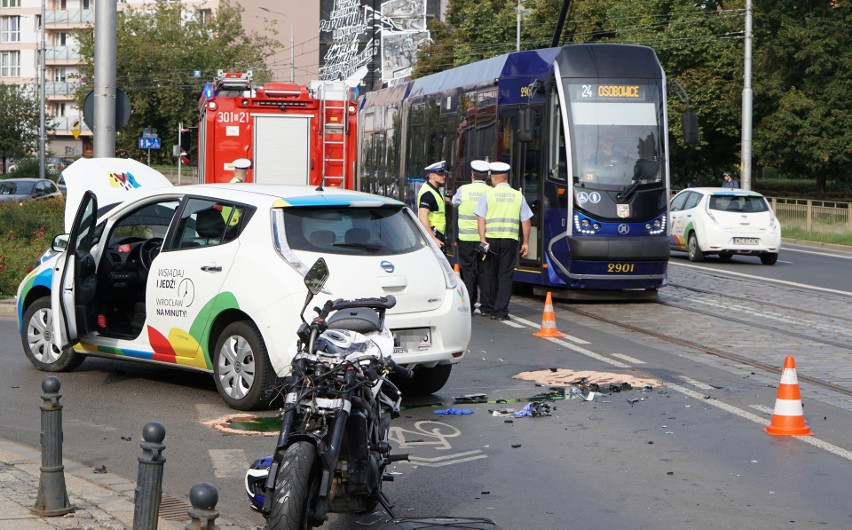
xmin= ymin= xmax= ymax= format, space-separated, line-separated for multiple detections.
xmin=327 ymin=307 xmax=381 ymax=334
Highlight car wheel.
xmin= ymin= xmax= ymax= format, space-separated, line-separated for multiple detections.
xmin=213 ymin=321 xmax=275 ymax=410
xmin=760 ymin=252 xmax=778 ymax=265
xmin=21 ymin=297 xmax=85 ymax=372
xmin=392 ymin=364 xmax=452 ymax=395
xmin=718 ymin=252 xmax=733 ymax=260
xmin=687 ymin=233 xmax=704 ymax=262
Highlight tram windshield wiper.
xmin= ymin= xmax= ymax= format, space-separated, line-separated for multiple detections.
xmin=616 ymin=180 xmax=641 ymax=202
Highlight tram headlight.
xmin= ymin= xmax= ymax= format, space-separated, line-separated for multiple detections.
xmin=647 ymin=215 xmax=666 ymax=235
xmin=573 ymin=214 xmax=599 ymax=235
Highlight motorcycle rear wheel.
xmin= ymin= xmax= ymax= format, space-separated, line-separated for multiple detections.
xmin=267 ymin=442 xmax=320 ymax=529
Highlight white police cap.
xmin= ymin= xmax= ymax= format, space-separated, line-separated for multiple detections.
xmin=489 ymin=161 xmax=511 ymax=173
xmin=470 ymin=160 xmax=490 ymax=174
xmin=233 ymin=158 xmax=251 ymax=170
xmin=424 ymin=160 xmax=447 ymax=174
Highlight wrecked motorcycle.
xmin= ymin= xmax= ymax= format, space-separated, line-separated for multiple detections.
xmin=246 ymin=257 xmax=410 ymax=528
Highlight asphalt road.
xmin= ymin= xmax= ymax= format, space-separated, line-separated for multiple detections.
xmin=1 ymin=245 xmax=850 ymax=528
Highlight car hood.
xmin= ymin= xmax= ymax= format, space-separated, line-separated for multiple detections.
xmin=61 ymin=158 xmax=173 ymax=232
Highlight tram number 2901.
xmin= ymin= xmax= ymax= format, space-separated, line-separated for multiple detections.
xmin=607 ymin=263 xmax=635 ymax=273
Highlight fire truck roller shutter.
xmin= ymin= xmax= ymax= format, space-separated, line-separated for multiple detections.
xmin=253 ymin=115 xmax=311 ymax=185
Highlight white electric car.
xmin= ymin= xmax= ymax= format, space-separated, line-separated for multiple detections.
xmin=669 ymin=187 xmax=782 ymax=264
xmin=17 ymin=158 xmax=471 ymax=409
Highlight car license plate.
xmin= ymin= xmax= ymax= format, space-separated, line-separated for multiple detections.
xmin=733 ymin=237 xmax=760 ymax=245
xmin=392 ymin=328 xmax=431 ymax=354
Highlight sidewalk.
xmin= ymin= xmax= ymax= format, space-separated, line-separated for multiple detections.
xmin=0 ymin=437 xmax=238 ymax=530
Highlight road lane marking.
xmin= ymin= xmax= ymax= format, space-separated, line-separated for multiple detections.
xmin=667 ymin=383 xmax=852 ymax=461
xmin=209 ymin=449 xmax=249 ymax=478
xmin=508 ymin=314 xmax=590 ymax=344
xmin=670 ymin=261 xmax=852 ymax=297
xmin=544 ymin=337 xmax=629 ymax=368
xmin=783 ymin=247 xmax=852 ymax=260
xmin=611 ymin=353 xmax=645 ymax=364
xmin=407 ymin=451 xmax=488 ymax=467
xmin=678 ymin=376 xmax=716 ymax=390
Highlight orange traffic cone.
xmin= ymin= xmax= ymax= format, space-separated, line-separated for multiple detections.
xmin=532 ymin=292 xmax=565 ymax=338
xmin=764 ymin=356 xmax=813 ymax=436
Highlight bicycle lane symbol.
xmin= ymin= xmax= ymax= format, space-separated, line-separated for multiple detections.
xmin=389 ymin=420 xmax=488 ymax=467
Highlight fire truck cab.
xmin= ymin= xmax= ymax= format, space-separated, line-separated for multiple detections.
xmin=197 ymin=70 xmax=356 ymax=188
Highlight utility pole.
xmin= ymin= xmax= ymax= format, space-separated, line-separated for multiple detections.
xmin=93 ymin=0 xmax=117 ymax=157
xmin=290 ymin=31 xmax=295 ymax=83
xmin=740 ymin=0 xmax=753 ymax=190
xmin=38 ymin=0 xmax=46 ymax=179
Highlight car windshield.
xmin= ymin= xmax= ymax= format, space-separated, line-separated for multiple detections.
xmin=0 ymin=181 xmax=32 ymax=195
xmin=708 ymin=195 xmax=768 ymax=213
xmin=281 ymin=206 xmax=427 ymax=256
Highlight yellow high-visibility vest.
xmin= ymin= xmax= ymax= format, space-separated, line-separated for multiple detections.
xmin=457 ymin=182 xmax=487 ymax=241
xmin=417 ymin=183 xmax=446 ymax=234
xmin=484 ymin=186 xmax=522 ymax=240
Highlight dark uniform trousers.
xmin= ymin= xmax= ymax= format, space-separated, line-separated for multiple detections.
xmin=480 ymin=237 xmax=519 ymax=318
xmin=458 ymin=240 xmax=486 ymax=309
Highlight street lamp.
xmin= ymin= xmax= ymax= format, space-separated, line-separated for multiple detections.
xmin=259 ymin=7 xmax=295 ymax=83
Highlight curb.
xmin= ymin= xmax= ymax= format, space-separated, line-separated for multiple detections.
xmin=0 ymin=299 xmax=16 ymax=319
xmin=0 ymin=437 xmax=241 ymax=529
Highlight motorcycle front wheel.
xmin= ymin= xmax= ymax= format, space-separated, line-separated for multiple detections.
xmin=267 ymin=442 xmax=320 ymax=529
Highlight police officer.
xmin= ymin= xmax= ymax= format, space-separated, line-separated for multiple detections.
xmin=475 ymin=161 xmax=532 ymax=320
xmin=452 ymin=160 xmax=490 ymax=314
xmin=418 ymin=160 xmax=450 ymax=250
xmin=231 ymin=158 xmax=251 ymax=183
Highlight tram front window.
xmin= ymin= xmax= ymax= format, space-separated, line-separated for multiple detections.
xmin=565 ymin=81 xmax=664 ymax=191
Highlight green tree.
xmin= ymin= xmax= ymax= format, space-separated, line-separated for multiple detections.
xmin=0 ymin=85 xmax=42 ymax=175
xmin=753 ymin=1 xmax=851 ymax=195
xmin=75 ymin=0 xmax=280 ymax=163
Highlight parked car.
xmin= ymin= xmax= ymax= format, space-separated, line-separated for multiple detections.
xmin=17 ymin=158 xmax=471 ymax=410
xmin=0 ymin=178 xmax=63 ymax=204
xmin=669 ymin=187 xmax=781 ymax=264
xmin=56 ymin=174 xmax=67 ymax=195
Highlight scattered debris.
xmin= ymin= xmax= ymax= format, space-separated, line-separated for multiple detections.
xmin=120 ymin=436 xmax=132 ymax=441
xmin=489 ymin=408 xmax=516 ymax=417
xmin=513 ymin=402 xmax=552 ymax=417
xmin=453 ymin=393 xmax=488 ymax=404
xmin=511 ymin=444 xmax=522 ymax=448
xmin=514 ymin=368 xmax=662 ymax=390
xmin=433 ymin=408 xmax=473 ymax=415
xmin=93 ymin=465 xmax=107 ymax=474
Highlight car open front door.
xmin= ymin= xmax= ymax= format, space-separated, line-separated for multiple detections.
xmin=51 ymin=191 xmax=98 ymax=350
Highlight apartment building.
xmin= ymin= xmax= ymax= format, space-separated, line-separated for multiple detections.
xmin=0 ymin=0 xmax=318 ymax=159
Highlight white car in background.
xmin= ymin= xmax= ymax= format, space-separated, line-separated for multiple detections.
xmin=17 ymin=158 xmax=471 ymax=410
xmin=669 ymin=187 xmax=781 ymax=265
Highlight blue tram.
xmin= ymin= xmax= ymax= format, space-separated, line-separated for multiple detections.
xmin=357 ymin=44 xmax=691 ymax=294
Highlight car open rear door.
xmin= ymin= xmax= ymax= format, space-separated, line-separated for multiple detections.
xmin=51 ymin=191 xmax=98 ymax=350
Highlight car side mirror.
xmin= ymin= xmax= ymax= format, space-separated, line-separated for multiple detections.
xmin=52 ymin=234 xmax=69 ymax=252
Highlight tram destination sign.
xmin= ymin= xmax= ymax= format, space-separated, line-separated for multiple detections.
xmin=570 ymin=83 xmax=647 ymax=101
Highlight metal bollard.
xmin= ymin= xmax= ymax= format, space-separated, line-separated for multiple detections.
xmin=33 ymin=376 xmax=74 ymax=516
xmin=185 ymin=482 xmax=220 ymax=530
xmin=133 ymin=421 xmax=166 ymax=530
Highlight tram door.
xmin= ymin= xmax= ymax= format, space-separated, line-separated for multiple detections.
xmin=503 ymin=107 xmax=543 ymax=267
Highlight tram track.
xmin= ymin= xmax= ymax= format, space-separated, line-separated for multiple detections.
xmin=552 ymin=299 xmax=852 ymax=398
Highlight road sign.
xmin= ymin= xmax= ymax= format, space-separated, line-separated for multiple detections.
xmin=142 ymin=127 xmax=158 ymax=138
xmin=82 ymin=88 xmax=132 ymax=131
xmin=139 ymin=137 xmax=162 ymax=149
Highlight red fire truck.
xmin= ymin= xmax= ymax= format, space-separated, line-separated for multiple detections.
xmin=196 ymin=71 xmax=356 ymax=187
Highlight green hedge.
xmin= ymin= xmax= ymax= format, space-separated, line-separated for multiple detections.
xmin=0 ymin=198 xmax=65 ymax=296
